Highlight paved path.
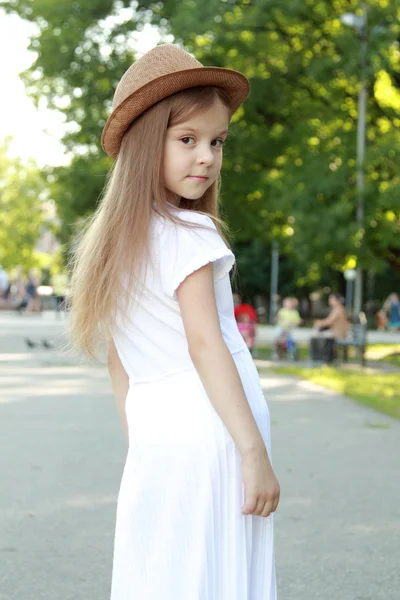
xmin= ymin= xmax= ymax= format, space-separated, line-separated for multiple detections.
xmin=0 ymin=314 xmax=399 ymax=599
xmin=0 ymin=311 xmax=399 ymax=350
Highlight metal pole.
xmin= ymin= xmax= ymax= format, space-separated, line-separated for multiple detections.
xmin=346 ymin=279 xmax=354 ymax=315
xmin=269 ymin=241 xmax=279 ymax=324
xmin=354 ymin=3 xmax=367 ymax=317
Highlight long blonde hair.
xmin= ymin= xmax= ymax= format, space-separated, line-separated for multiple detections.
xmin=70 ymin=87 xmax=234 ymax=358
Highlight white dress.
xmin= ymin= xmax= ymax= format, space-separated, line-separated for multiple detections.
xmin=111 ymin=207 xmax=276 ymax=600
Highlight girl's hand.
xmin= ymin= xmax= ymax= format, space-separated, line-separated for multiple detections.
xmin=241 ymin=449 xmax=280 ymax=518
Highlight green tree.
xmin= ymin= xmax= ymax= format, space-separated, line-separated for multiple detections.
xmin=0 ymin=140 xmax=48 ymax=269
xmin=3 ymin=0 xmax=399 ymax=297
xmin=147 ymin=0 xmax=399 ymax=274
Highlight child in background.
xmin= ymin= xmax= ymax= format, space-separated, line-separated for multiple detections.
xmin=237 ymin=311 xmax=256 ymax=354
xmin=274 ymin=297 xmax=302 ymax=359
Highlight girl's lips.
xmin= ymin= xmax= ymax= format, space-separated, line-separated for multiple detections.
xmin=188 ymin=176 xmax=208 ymax=182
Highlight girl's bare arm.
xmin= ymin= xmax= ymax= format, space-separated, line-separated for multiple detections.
xmin=107 ymin=340 xmax=129 ymax=440
xmin=177 ymin=263 xmax=280 ymax=517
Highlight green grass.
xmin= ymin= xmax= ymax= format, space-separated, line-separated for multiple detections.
xmin=271 ymin=365 xmax=400 ymax=419
xmin=256 ymin=345 xmax=309 ymax=360
xmin=256 ymin=343 xmax=400 ymax=366
xmin=365 ymin=344 xmax=400 ymax=367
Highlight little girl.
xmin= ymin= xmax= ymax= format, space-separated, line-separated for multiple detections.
xmin=70 ymin=44 xmax=279 ymax=600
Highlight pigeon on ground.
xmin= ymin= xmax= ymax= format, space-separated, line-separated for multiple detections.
xmin=25 ymin=338 xmax=37 ymax=349
xmin=42 ymin=339 xmax=54 ymax=349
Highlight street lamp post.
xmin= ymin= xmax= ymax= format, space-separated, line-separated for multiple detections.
xmin=344 ymin=268 xmax=357 ymax=316
xmin=269 ymin=241 xmax=279 ymax=324
xmin=340 ymin=4 xmax=368 ymax=317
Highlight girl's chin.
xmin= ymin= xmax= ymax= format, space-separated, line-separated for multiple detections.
xmin=167 ymin=190 xmax=209 ymax=200
xmin=182 ymin=184 xmax=213 ymax=199
xmin=165 ymin=178 xmax=214 ymax=200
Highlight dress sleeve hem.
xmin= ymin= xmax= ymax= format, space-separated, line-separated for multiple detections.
xmin=168 ymin=248 xmax=235 ymax=300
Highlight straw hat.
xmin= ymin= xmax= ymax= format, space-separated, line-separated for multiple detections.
xmin=101 ymin=44 xmax=250 ymax=158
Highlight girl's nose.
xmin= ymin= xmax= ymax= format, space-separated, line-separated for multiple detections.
xmin=196 ymin=143 xmax=215 ymax=166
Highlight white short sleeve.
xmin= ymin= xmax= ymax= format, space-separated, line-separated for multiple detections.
xmin=160 ymin=211 xmax=235 ymax=299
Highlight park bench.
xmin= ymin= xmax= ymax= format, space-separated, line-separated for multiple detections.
xmin=335 ymin=314 xmax=368 ymax=367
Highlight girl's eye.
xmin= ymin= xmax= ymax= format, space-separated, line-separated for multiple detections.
xmin=212 ymin=138 xmax=225 ymax=148
xmin=181 ymin=137 xmax=195 ymax=145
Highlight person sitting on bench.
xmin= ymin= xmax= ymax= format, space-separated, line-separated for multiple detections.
xmin=314 ymin=293 xmax=350 ymax=341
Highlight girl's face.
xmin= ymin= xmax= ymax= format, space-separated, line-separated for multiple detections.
xmin=163 ymin=100 xmax=230 ymax=201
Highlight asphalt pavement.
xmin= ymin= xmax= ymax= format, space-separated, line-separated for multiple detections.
xmin=0 ymin=311 xmax=399 ymax=352
xmin=0 ymin=312 xmax=399 ymax=599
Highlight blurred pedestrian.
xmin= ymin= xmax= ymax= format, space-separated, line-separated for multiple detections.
xmin=25 ymin=269 xmax=42 ymax=313
xmin=0 ymin=265 xmax=10 ymax=308
xmin=233 ymin=293 xmax=258 ymax=353
xmin=274 ymin=297 xmax=302 ymax=359
xmin=13 ymin=266 xmax=26 ymax=306
xmin=312 ymin=293 xmax=350 ymax=364
xmin=236 ymin=311 xmax=256 ymax=354
xmin=375 ymin=308 xmax=388 ymax=331
xmin=233 ymin=293 xmax=258 ymax=322
xmin=51 ymin=270 xmax=69 ymax=316
xmin=314 ymin=293 xmax=349 ymax=340
xmin=383 ymin=293 xmax=400 ymax=331
xmin=69 ymin=45 xmax=278 ymax=599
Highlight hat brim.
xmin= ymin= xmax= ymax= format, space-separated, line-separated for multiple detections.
xmin=101 ymin=67 xmax=250 ymax=159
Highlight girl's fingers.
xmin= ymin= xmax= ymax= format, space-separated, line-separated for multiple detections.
xmin=241 ymin=494 xmax=257 ymax=515
xmin=261 ymin=501 xmax=273 ymax=518
xmin=254 ymin=497 xmax=266 ymax=516
xmin=271 ymin=494 xmax=280 ymax=513
xmin=243 ymin=492 xmax=280 ymax=517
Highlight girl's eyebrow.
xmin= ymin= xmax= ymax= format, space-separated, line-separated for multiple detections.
xmin=171 ymin=126 xmax=229 ymax=137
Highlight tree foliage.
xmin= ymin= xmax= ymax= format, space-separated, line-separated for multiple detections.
xmin=2 ymin=0 xmax=399 ymax=295
xmin=0 ymin=140 xmax=48 ymax=269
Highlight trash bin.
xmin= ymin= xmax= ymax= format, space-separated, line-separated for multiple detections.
xmin=310 ymin=337 xmax=335 ymax=364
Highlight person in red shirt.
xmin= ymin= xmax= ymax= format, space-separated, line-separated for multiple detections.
xmin=233 ymin=294 xmax=258 ymax=354
xmin=233 ymin=293 xmax=258 ymax=323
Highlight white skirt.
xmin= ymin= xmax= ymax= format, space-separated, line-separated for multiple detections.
xmin=110 ymin=348 xmax=276 ymax=600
